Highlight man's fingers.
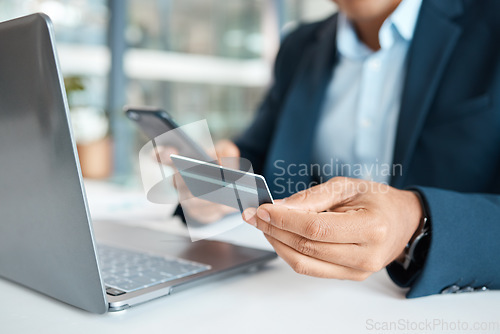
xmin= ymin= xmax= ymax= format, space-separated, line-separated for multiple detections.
xmin=215 ymin=140 xmax=240 ymax=158
xmin=181 ymin=197 xmax=237 ymax=223
xmin=155 ymin=146 xmax=179 ymax=165
xmin=255 ymin=222 xmax=379 ymax=271
xmin=264 ymin=235 xmax=371 ymax=281
xmin=173 ymin=172 xmax=193 ymax=199
xmin=279 ymin=177 xmax=359 ymax=213
xmin=256 ymin=203 xmax=368 ymax=243
xmin=215 ymin=140 xmax=240 ymax=169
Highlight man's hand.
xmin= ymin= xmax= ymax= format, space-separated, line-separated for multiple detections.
xmin=242 ymin=177 xmax=423 ymax=280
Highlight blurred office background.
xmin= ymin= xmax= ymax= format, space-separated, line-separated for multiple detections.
xmin=0 ymin=0 xmax=336 ymax=183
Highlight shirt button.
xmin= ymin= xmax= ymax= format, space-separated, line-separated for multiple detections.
xmin=368 ymin=58 xmax=381 ymax=70
xmin=360 ymin=118 xmax=372 ymax=128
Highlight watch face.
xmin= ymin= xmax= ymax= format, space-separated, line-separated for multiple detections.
xmin=413 ymin=231 xmax=431 ymax=265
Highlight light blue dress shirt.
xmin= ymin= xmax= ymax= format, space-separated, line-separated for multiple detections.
xmin=312 ymin=0 xmax=422 ymax=184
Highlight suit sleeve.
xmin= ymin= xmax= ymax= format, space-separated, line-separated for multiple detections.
xmin=387 ymin=186 xmax=500 ymax=298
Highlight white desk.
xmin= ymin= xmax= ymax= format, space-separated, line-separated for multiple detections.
xmin=1 ymin=181 xmax=499 ymax=334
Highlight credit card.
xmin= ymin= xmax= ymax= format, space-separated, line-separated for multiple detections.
xmin=170 ymin=154 xmax=274 ymax=213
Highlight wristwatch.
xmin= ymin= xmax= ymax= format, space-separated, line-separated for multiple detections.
xmin=399 ymin=191 xmax=432 ymax=271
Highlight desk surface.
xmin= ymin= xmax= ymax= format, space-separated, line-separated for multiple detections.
xmin=1 ymin=181 xmax=499 ymax=334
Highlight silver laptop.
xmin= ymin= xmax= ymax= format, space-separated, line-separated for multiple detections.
xmin=0 ymin=13 xmax=276 ymax=314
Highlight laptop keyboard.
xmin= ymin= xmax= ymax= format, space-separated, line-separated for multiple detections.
xmin=98 ymin=244 xmax=211 ymax=294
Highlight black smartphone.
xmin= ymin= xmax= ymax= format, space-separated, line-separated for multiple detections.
xmin=125 ymin=106 xmax=212 ymax=162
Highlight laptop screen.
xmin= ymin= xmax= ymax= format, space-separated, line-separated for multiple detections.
xmin=0 ymin=13 xmax=107 ymax=314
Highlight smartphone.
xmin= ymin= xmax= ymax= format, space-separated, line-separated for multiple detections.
xmin=125 ymin=106 xmax=212 ymax=162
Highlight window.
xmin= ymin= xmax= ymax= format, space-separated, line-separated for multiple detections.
xmin=0 ymin=0 xmax=335 ymax=179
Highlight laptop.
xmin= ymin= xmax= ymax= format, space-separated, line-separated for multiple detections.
xmin=0 ymin=13 xmax=276 ymax=314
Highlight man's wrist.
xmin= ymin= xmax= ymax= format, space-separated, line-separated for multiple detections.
xmin=396 ymin=190 xmax=424 ymax=262
xmin=397 ymin=190 xmax=431 ymax=270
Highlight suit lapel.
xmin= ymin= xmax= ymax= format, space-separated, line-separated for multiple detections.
xmin=391 ymin=0 xmax=464 ymax=187
xmin=264 ymin=16 xmax=338 ymax=197
xmin=291 ymin=16 xmax=339 ymax=156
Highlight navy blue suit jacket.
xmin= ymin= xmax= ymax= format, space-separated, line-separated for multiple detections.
xmin=235 ymin=0 xmax=500 ymax=297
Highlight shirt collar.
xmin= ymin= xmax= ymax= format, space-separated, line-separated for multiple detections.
xmin=390 ymin=0 xmax=423 ymax=41
xmin=337 ymin=0 xmax=422 ymax=58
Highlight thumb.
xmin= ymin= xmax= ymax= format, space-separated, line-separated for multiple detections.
xmin=215 ymin=140 xmax=240 ymax=169
xmin=155 ymin=146 xmax=179 ymax=165
xmin=215 ymin=140 xmax=240 ymax=158
xmin=278 ymin=177 xmax=358 ymax=213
